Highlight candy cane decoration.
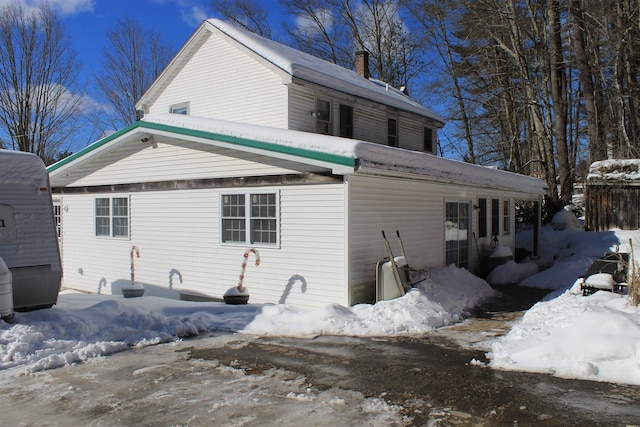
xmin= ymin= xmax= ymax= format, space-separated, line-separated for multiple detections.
xmin=237 ymin=248 xmax=260 ymax=290
xmin=130 ymin=245 xmax=140 ymax=285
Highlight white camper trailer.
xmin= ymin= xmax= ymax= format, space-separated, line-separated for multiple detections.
xmin=0 ymin=150 xmax=62 ymax=314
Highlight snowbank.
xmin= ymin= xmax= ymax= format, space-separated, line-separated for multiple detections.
xmin=0 ymin=265 xmax=493 ymax=373
xmin=3 ymin=227 xmax=640 ymax=387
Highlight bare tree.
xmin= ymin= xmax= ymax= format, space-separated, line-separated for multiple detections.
xmin=282 ymin=0 xmax=422 ymax=89
xmin=0 ymin=2 xmax=84 ymax=160
xmin=210 ymin=0 xmax=272 ymax=38
xmin=96 ymin=16 xmax=174 ymax=130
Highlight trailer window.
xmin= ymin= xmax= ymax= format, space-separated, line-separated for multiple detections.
xmin=95 ymin=197 xmax=129 ymax=239
xmin=221 ymin=192 xmax=278 ymax=246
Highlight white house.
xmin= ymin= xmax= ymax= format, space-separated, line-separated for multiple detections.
xmin=49 ymin=114 xmax=545 ymax=308
xmin=47 ymin=19 xmax=547 ymax=308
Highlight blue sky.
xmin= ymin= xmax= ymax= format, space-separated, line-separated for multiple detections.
xmin=61 ymin=0 xmax=264 ymax=79
xmin=0 ymin=0 xmax=286 ymax=150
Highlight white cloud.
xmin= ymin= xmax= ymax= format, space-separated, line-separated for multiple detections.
xmin=180 ymin=3 xmax=208 ymax=27
xmin=0 ymin=0 xmax=94 ymax=16
xmin=295 ymin=8 xmax=334 ymax=35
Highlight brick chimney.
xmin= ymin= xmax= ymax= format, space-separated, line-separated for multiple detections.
xmin=355 ymin=50 xmax=370 ymax=79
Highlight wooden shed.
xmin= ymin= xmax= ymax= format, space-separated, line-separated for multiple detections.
xmin=585 ymin=159 xmax=640 ymax=231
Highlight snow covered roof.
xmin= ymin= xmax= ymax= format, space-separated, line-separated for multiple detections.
xmin=48 ymin=114 xmax=546 ymax=195
xmin=587 ymin=159 xmax=640 ymax=185
xmin=138 ymin=18 xmax=443 ymax=126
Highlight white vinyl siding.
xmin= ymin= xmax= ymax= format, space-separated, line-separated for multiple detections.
xmin=57 ymin=184 xmax=346 ymax=309
xmin=287 ymin=84 xmax=437 ymax=150
xmin=346 ymin=175 xmax=536 ymax=298
xmin=65 ymin=139 xmax=325 ymax=187
xmin=146 ymin=33 xmax=288 ymax=128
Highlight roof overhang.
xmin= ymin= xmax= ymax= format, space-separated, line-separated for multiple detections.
xmin=48 ymin=120 xmax=357 ymax=180
xmin=49 ymin=115 xmax=547 ymax=197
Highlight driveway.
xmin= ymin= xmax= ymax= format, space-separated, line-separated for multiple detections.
xmin=2 ymin=286 xmax=640 ymax=426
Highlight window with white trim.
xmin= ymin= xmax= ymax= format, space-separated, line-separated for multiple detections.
xmin=95 ymin=196 xmax=129 ymax=238
xmin=503 ymin=199 xmax=511 ymax=235
xmin=170 ymin=102 xmax=189 ymax=115
xmin=315 ymin=98 xmax=331 ymax=135
xmin=445 ymin=201 xmax=470 ymax=268
xmin=221 ymin=192 xmax=279 ymax=245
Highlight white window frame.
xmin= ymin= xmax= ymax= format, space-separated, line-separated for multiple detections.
xmin=503 ymin=199 xmax=511 ymax=235
xmin=94 ymin=195 xmax=130 ymax=239
xmin=444 ymin=200 xmax=471 ymax=269
xmin=169 ymin=102 xmax=189 ymax=115
xmin=220 ymin=190 xmax=280 ymax=247
xmin=315 ymin=98 xmax=331 ymax=135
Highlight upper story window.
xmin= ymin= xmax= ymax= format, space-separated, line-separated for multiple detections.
xmin=424 ymin=127 xmax=434 ymax=153
xmin=315 ymin=98 xmax=331 ymax=135
xmin=339 ymin=104 xmax=353 ymax=138
xmin=95 ymin=196 xmax=129 ymax=239
xmin=170 ymin=102 xmax=189 ymax=115
xmin=388 ymin=118 xmax=398 ymax=147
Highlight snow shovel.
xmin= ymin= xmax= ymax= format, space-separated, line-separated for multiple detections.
xmin=381 ymin=230 xmax=406 ymax=296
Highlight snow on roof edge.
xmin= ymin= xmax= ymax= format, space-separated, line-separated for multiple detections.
xmin=206 ymin=19 xmax=444 ymax=125
xmin=142 ymin=114 xmax=546 ymax=195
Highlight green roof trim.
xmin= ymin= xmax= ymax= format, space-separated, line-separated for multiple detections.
xmin=47 ymin=121 xmax=356 ymax=173
xmin=47 ymin=122 xmax=139 ymax=172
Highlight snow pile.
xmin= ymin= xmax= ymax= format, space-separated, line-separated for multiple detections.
xmin=551 ymin=205 xmax=584 ymax=230
xmin=0 ymin=265 xmax=493 ymax=373
xmin=487 ymin=260 xmax=539 ymax=286
xmin=490 ymin=283 xmax=640 ymax=385
xmin=489 ymin=227 xmax=640 ymax=385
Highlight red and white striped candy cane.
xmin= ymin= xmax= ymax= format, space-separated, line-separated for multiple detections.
xmin=237 ymin=248 xmax=260 ymax=290
xmin=130 ymin=245 xmax=140 ymax=285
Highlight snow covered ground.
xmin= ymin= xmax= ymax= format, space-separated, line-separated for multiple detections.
xmin=1 ymin=221 xmax=640 ymax=387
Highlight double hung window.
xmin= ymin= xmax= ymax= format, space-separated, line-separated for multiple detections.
xmin=95 ymin=196 xmax=129 ymax=238
xmin=221 ymin=192 xmax=278 ymax=245
xmin=315 ymin=99 xmax=331 ymax=135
